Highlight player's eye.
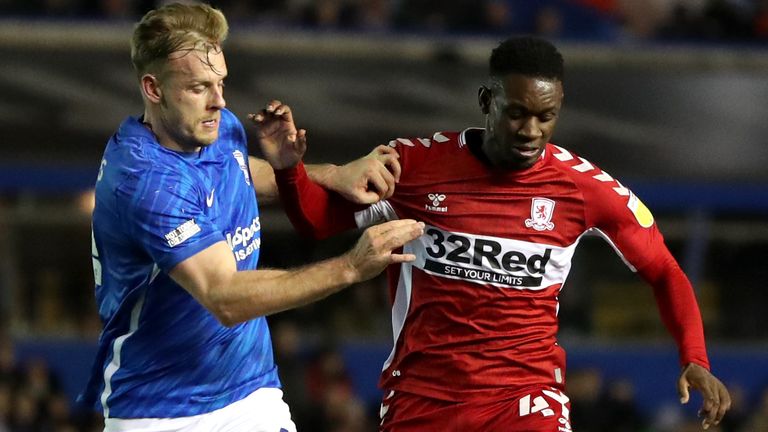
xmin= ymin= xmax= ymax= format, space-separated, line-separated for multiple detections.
xmin=506 ymin=110 xmax=524 ymax=120
xmin=540 ymin=113 xmax=557 ymax=122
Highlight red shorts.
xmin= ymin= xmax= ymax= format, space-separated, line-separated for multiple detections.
xmin=379 ymin=386 xmax=572 ymax=432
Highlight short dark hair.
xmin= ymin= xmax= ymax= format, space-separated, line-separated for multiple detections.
xmin=489 ymin=36 xmax=564 ymax=81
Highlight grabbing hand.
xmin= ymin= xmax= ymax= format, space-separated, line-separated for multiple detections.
xmin=331 ymin=145 xmax=402 ymax=204
xmin=248 ymin=100 xmax=306 ymax=170
xmin=344 ymin=219 xmax=424 ymax=282
xmin=678 ymin=363 xmax=732 ymax=429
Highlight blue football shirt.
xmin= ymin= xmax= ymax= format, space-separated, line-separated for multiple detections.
xmin=80 ymin=108 xmax=281 ymax=418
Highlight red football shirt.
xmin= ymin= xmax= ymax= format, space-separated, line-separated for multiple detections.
xmin=275 ymin=128 xmax=709 ymax=402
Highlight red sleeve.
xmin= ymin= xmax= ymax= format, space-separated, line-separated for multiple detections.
xmin=571 ymin=161 xmax=711 ymax=370
xmin=274 ymin=162 xmax=362 ymax=240
xmin=636 ymin=251 xmax=710 ymax=370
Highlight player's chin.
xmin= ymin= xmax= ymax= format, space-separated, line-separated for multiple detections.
xmin=499 ymin=152 xmax=539 ymax=170
xmin=196 ymin=131 xmax=219 ymax=146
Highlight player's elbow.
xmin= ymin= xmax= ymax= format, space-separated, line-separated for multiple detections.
xmin=198 ymin=287 xmax=245 ymax=327
xmin=205 ymin=300 xmax=244 ymax=328
xmin=214 ymin=310 xmax=241 ymax=328
xmin=198 ymin=279 xmax=246 ymax=327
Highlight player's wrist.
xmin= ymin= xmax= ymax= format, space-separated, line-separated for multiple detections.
xmin=306 ymin=163 xmax=339 ymax=189
xmin=334 ymin=253 xmax=361 ymax=286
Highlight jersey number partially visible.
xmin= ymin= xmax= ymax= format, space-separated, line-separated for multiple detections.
xmin=91 ymin=228 xmax=102 ymax=286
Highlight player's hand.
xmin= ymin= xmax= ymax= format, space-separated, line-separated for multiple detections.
xmin=248 ymin=100 xmax=306 ymax=170
xmin=331 ymin=145 xmax=401 ymax=204
xmin=678 ymin=362 xmax=732 ymax=429
xmin=344 ymin=219 xmax=423 ymax=282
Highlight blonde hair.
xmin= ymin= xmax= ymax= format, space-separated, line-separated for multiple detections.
xmin=131 ymin=2 xmax=229 ymax=79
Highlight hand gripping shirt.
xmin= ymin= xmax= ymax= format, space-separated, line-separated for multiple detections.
xmin=275 ymin=128 xmax=709 ymax=403
xmin=80 ymin=108 xmax=280 ymax=418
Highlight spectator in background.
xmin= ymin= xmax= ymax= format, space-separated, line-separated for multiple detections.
xmin=600 ymin=378 xmax=646 ymax=432
xmin=328 ymin=275 xmax=391 ymax=342
xmin=305 ymin=348 xmax=371 ymax=432
xmin=271 ymin=319 xmax=313 ymax=430
xmin=535 ymin=5 xmax=565 ymax=38
xmin=482 ymin=0 xmax=516 ymax=34
xmin=567 ymin=368 xmax=604 ymax=431
xmin=0 ymin=335 xmax=19 ymax=388
xmin=0 ymin=382 xmax=10 ymax=432
xmin=754 ymin=0 xmax=768 ymax=38
xmin=394 ymin=0 xmax=488 ymax=33
xmin=743 ymin=386 xmax=768 ymax=432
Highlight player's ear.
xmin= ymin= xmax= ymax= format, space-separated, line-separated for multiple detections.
xmin=478 ymin=86 xmax=491 ymax=115
xmin=141 ymin=74 xmax=162 ymax=104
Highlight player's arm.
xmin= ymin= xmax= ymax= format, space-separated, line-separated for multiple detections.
xmin=633 ymin=243 xmax=731 ymax=430
xmin=585 ymin=181 xmax=731 ymax=429
xmin=169 ymin=219 xmax=423 ymax=326
xmin=247 ymin=100 xmax=400 ymax=204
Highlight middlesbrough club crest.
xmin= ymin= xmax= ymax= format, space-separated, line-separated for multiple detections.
xmin=525 ymin=198 xmax=556 ymax=231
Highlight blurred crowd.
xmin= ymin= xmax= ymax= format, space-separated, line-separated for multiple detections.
xmin=5 ymin=321 xmax=768 ymax=432
xmin=1 ymin=0 xmax=768 ymax=42
xmin=0 ymin=332 xmax=100 ymax=432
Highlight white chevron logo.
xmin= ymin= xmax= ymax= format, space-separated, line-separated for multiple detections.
xmin=433 ymin=133 xmax=450 ymax=143
xmin=552 ymin=145 xmax=573 ymax=161
xmin=572 ymin=157 xmax=594 ymax=172
xmin=593 ymin=171 xmax=613 ymax=182
xmin=613 ymin=180 xmax=630 ymax=196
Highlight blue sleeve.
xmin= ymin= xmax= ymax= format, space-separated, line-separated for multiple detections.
xmin=118 ymin=168 xmax=224 ymax=272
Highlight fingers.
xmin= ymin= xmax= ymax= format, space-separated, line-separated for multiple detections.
xmin=372 ymin=145 xmax=401 ymax=182
xmin=366 ymin=219 xmax=424 ymax=254
xmin=248 ymin=100 xmax=294 ymax=124
xmin=389 ymin=253 xmax=417 ymax=263
xmin=677 ymin=373 xmax=690 ymax=404
xmin=699 ymin=381 xmax=731 ymax=430
xmin=296 ymin=129 xmax=308 ymax=154
xmin=700 ymin=394 xmax=717 ymax=430
xmin=369 ymin=218 xmax=423 ymax=237
xmin=366 ymin=168 xmax=396 ymax=200
xmin=714 ymin=383 xmax=732 ymax=426
xmin=348 ymin=220 xmax=424 ymax=282
xmin=383 ymin=219 xmax=425 ymax=249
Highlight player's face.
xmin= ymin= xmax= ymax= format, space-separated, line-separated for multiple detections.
xmin=156 ymin=45 xmax=227 ymax=152
xmin=479 ymin=74 xmax=562 ymax=170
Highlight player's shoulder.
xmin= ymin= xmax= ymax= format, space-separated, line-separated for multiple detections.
xmin=389 ymin=131 xmax=462 ymax=151
xmin=388 ymin=130 xmax=465 ymax=155
xmin=106 ymin=137 xmax=193 ymax=196
xmin=546 ymin=143 xmax=632 ymax=197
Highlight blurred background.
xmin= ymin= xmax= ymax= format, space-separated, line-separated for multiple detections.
xmin=1 ymin=0 xmax=767 ymax=431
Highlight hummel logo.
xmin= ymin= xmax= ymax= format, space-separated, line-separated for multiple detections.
xmin=425 ymin=193 xmax=448 ymax=213
xmin=206 ymin=189 xmax=215 ymax=208
xmin=428 ymin=193 xmax=445 ymax=206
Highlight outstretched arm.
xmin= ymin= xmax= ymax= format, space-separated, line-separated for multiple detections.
xmin=571 ymin=157 xmax=732 ymax=431
xmin=637 ymin=252 xmax=731 ymax=430
xmin=169 ymin=219 xmax=424 ymax=326
xmin=247 ymin=100 xmax=400 ymax=205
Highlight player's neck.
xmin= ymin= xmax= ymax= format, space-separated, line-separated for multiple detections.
xmin=142 ymin=110 xmax=202 ymax=154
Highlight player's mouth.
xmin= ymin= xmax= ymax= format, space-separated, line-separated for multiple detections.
xmin=512 ymin=145 xmax=541 ymax=158
xmin=201 ymin=118 xmax=219 ymax=129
